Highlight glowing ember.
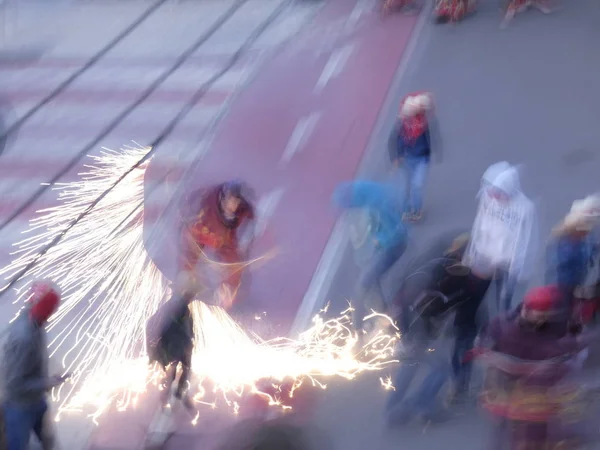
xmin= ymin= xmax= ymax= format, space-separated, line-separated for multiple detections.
xmin=0 ymin=146 xmax=398 ymax=424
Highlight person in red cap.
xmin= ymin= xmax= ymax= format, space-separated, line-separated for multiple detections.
xmin=479 ymin=285 xmax=596 ymax=450
xmin=485 ymin=285 xmax=588 ymax=359
xmin=1 ymin=280 xmax=70 ymax=450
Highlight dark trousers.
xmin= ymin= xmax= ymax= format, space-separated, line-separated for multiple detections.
xmin=452 ymin=273 xmax=491 ymax=392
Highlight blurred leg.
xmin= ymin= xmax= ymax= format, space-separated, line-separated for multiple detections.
xmin=32 ymin=400 xmax=55 ymax=450
xmin=3 ymin=403 xmax=32 ymax=450
xmin=411 ymin=357 xmax=451 ymax=418
xmin=409 ymin=159 xmax=429 ymax=217
xmin=355 ymin=242 xmax=406 ymax=331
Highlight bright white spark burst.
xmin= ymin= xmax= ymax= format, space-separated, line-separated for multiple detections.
xmin=0 ymin=146 xmax=399 ymax=424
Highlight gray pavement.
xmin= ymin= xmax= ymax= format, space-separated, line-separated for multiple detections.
xmin=306 ymin=1 xmax=600 ymax=449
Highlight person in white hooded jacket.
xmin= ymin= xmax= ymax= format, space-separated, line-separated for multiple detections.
xmin=463 ymin=162 xmax=538 ymax=315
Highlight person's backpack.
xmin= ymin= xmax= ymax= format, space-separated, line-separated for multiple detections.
xmin=395 ymin=232 xmax=470 ymax=338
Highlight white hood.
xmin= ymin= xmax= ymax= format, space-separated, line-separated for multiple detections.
xmin=465 ymin=164 xmax=538 ymax=281
xmin=490 ymin=165 xmax=521 ymax=198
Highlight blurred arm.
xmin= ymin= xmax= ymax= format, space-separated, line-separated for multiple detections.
xmin=427 ymin=114 xmax=443 ymax=163
xmin=387 ymin=123 xmax=403 ymax=164
xmin=3 ymin=333 xmax=52 ymax=397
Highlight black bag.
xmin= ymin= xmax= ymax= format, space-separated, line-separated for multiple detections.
xmin=399 ymin=231 xmax=471 ymax=323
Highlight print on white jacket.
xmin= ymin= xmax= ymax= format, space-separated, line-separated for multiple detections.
xmin=464 ymin=164 xmax=538 ymax=283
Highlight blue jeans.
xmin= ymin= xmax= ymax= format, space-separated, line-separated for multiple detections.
xmin=3 ymin=399 xmax=51 ymax=450
xmin=385 ymin=343 xmax=450 ymax=422
xmin=354 ymin=241 xmax=407 ymax=331
xmin=403 ymin=156 xmax=429 ymax=214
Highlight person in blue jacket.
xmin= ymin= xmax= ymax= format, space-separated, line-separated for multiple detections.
xmin=388 ymin=92 xmax=442 ymax=223
xmin=332 ymin=180 xmax=408 ymax=337
xmin=546 ymin=195 xmax=600 ymax=310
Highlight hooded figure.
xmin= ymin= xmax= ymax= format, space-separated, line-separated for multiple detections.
xmin=388 ymin=92 xmax=442 ymax=223
xmin=464 ymin=163 xmax=538 ymax=314
xmin=179 ymin=181 xmax=255 ymax=310
xmin=332 ymin=180 xmax=407 ymax=337
xmin=146 ymin=273 xmax=199 ymax=411
xmin=1 ymin=280 xmax=68 ymax=450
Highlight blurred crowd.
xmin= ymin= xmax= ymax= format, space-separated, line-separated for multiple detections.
xmin=384 ymin=0 xmax=553 ymax=28
xmin=1 ymin=85 xmax=599 ymax=448
xmin=332 ymin=91 xmax=600 ymax=449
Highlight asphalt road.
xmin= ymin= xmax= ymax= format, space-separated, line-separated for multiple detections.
xmin=307 ymin=1 xmax=600 ymax=449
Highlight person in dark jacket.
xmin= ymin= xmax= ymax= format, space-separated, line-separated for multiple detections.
xmin=388 ymin=92 xmax=442 ymax=223
xmin=1 ymin=280 xmax=69 ymax=450
xmin=386 ymin=232 xmax=473 ymax=425
xmin=146 ymin=273 xmax=199 ymax=412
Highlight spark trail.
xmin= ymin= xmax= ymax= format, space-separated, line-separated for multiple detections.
xmin=0 ymin=146 xmax=398 ymax=424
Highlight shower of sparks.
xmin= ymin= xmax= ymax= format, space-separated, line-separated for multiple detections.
xmin=0 ymin=145 xmax=399 ymax=424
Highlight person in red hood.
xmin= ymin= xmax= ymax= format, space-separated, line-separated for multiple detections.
xmin=179 ymin=181 xmax=255 ymax=310
xmin=1 ymin=280 xmax=70 ymax=450
xmin=480 ymin=285 xmax=595 ymax=450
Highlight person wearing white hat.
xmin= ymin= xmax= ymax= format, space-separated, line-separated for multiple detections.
xmin=388 ymin=91 xmax=442 ymax=223
xmin=545 ymin=194 xmax=600 ymax=311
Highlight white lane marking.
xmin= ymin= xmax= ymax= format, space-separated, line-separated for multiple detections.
xmin=254 ymin=187 xmax=286 ymax=237
xmin=313 ymin=44 xmax=354 ymax=94
xmin=291 ymin=3 xmax=433 ymax=335
xmin=290 ymin=218 xmax=349 ymax=337
xmin=345 ymin=0 xmax=370 ymax=30
xmin=279 ymin=112 xmax=321 ymax=164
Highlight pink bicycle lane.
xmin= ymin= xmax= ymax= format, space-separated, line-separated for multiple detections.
xmin=88 ymin=1 xmax=420 ymax=448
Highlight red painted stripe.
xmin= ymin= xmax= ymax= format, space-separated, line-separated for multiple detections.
xmin=0 ymin=53 xmax=260 ymax=70
xmin=4 ymin=88 xmax=230 ymax=106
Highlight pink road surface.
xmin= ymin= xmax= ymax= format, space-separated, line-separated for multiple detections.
xmin=91 ymin=3 xmax=419 ymax=449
